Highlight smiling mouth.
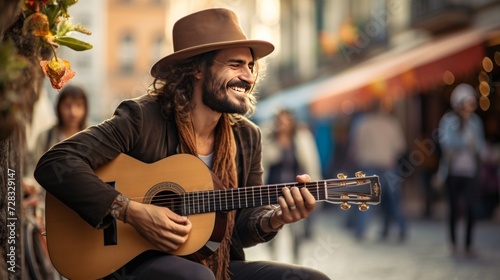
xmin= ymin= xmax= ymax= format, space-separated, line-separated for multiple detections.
xmin=228 ymin=81 xmax=251 ymax=95
xmin=229 ymin=85 xmax=247 ymax=94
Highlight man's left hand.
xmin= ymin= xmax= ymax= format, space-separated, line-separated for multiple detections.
xmin=269 ymin=174 xmax=316 ymax=230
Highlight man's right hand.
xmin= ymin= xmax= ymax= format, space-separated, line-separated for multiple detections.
xmin=124 ymin=201 xmax=192 ymax=252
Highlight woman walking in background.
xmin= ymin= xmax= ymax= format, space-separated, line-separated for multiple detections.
xmin=437 ymin=83 xmax=485 ymax=256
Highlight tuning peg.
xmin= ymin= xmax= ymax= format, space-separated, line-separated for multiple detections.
xmin=355 ymin=171 xmax=366 ymax=178
xmin=340 ymin=202 xmax=351 ymax=210
xmin=358 ymin=203 xmax=369 ymax=212
xmin=337 ymin=173 xmax=347 ymax=179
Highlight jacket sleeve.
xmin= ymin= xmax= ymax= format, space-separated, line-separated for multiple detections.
xmin=34 ymin=99 xmax=144 ymax=228
xmin=232 ymin=122 xmax=279 ymax=249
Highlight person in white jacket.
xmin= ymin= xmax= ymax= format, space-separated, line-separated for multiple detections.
xmin=261 ymin=109 xmax=322 ymax=262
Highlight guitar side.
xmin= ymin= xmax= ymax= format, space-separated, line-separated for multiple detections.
xmin=45 ymin=154 xmax=217 ymax=280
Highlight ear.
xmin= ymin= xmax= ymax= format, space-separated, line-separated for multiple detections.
xmin=194 ymin=71 xmax=203 ymax=80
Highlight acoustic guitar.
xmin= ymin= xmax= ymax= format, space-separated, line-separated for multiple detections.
xmin=44 ymin=153 xmax=381 ymax=279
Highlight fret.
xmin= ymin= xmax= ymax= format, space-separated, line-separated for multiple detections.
xmin=208 ymin=191 xmax=215 ymax=212
xmin=274 ymin=184 xmax=279 ymax=204
xmin=244 ymin=187 xmax=248 ymax=208
xmin=238 ymin=187 xmax=248 ymax=208
xmin=190 ymin=192 xmax=195 ymax=215
xmin=206 ymin=190 xmax=209 ymax=212
xmin=192 ymin=192 xmax=196 ymax=214
xmin=316 ymin=181 xmax=319 ymax=201
xmin=213 ymin=190 xmax=216 ymax=212
xmin=267 ymin=185 xmax=271 ymax=205
xmin=224 ymin=189 xmax=228 ymax=211
xmin=203 ymin=191 xmax=208 ymax=213
xmin=252 ymin=187 xmax=255 ymax=207
xmin=259 ymin=187 xmax=263 ymax=206
xmin=201 ymin=191 xmax=205 ymax=213
xmin=323 ymin=180 xmax=327 ymax=201
xmin=231 ymin=188 xmax=235 ymax=210
xmin=182 ymin=193 xmax=186 ymax=216
xmin=218 ymin=190 xmax=222 ymax=212
xmin=196 ymin=191 xmax=200 ymax=214
xmin=238 ymin=188 xmax=241 ymax=208
xmin=261 ymin=186 xmax=267 ymax=206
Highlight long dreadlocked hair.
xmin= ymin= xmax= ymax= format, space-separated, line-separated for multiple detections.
xmin=147 ymin=50 xmax=263 ymax=280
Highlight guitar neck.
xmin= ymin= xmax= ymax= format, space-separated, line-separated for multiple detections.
xmin=180 ymin=181 xmax=327 ymax=215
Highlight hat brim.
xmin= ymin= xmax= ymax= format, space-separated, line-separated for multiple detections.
xmin=150 ymin=40 xmax=274 ymax=78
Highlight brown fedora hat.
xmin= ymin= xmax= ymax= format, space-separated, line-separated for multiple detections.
xmin=150 ymin=8 xmax=275 ymax=78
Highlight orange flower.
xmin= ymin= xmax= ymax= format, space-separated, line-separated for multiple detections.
xmin=40 ymin=57 xmax=76 ymax=89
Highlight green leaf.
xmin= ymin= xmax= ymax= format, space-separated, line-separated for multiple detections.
xmin=54 ymin=36 xmax=93 ymax=51
xmin=41 ymin=3 xmax=61 ymax=28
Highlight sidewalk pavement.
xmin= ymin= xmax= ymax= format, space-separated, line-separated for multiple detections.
xmin=245 ymin=206 xmax=500 ymax=280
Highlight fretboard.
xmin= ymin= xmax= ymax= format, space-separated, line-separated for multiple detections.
xmin=180 ymin=181 xmax=328 ymax=215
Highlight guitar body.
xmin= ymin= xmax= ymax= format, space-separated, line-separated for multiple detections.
xmin=45 ymin=153 xmax=225 ymax=280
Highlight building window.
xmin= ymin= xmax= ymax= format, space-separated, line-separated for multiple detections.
xmin=151 ymin=34 xmax=164 ymax=65
xmin=118 ymin=32 xmax=135 ymax=74
xmin=151 ymin=0 xmax=165 ymax=5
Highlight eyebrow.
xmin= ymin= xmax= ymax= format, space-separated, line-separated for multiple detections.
xmin=225 ymin=58 xmax=255 ymax=66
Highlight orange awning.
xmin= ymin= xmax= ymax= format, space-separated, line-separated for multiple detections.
xmin=310 ymin=27 xmax=491 ymax=118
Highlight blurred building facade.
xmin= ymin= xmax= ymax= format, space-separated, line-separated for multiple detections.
xmin=55 ymin=0 xmax=107 ymax=123
xmin=55 ymin=0 xmax=168 ymax=122
xmin=53 ymin=1 xmax=500 ymax=120
xmin=104 ymin=0 xmax=168 ymax=118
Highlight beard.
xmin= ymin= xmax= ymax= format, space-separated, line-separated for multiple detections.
xmin=202 ymin=70 xmax=251 ymax=115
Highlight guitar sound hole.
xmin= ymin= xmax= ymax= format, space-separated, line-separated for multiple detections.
xmin=150 ymin=191 xmax=182 ymax=215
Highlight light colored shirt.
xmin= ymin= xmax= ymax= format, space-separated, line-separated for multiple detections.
xmin=352 ymin=112 xmax=406 ymax=170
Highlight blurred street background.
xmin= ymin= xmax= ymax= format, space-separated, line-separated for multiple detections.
xmin=245 ymin=204 xmax=500 ymax=279
xmin=3 ymin=0 xmax=500 ymax=279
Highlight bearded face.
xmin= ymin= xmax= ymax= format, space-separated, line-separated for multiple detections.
xmin=201 ymin=69 xmax=252 ymax=114
xmin=200 ymin=48 xmax=255 ymax=115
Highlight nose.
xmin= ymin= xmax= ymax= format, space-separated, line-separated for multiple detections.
xmin=238 ymin=66 xmax=255 ymax=85
xmin=69 ymin=105 xmax=80 ymax=116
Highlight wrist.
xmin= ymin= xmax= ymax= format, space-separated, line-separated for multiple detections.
xmin=109 ymin=194 xmax=130 ymax=222
xmin=269 ymin=209 xmax=284 ymax=230
xmin=261 ymin=207 xmax=284 ymax=233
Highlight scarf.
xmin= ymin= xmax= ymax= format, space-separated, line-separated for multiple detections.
xmin=175 ymin=112 xmax=237 ymax=280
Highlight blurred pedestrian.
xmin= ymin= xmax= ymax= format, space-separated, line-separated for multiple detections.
xmin=23 ymin=84 xmax=89 ymax=279
xmin=25 ymin=84 xmax=89 ymax=188
xmin=436 ymin=83 xmax=485 ymax=255
xmin=23 ymin=83 xmax=88 ymax=232
xmin=262 ymin=109 xmax=322 ymax=261
xmin=350 ymin=98 xmax=407 ymax=241
xmin=418 ymin=128 xmax=442 ymax=219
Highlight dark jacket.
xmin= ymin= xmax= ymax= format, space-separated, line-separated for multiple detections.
xmin=34 ymin=94 xmax=277 ymax=260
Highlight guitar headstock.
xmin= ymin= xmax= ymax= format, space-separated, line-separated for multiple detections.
xmin=324 ymin=172 xmax=381 ymax=211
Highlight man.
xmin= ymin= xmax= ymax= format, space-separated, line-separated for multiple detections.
xmin=35 ymin=8 xmax=329 ymax=280
xmin=350 ymin=99 xmax=407 ymax=241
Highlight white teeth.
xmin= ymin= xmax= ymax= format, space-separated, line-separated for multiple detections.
xmin=230 ymin=86 xmax=246 ymax=93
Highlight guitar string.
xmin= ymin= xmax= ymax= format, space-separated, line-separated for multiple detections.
xmin=125 ymin=179 xmax=366 ymax=201
xmin=124 ymin=181 xmax=374 ymax=200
